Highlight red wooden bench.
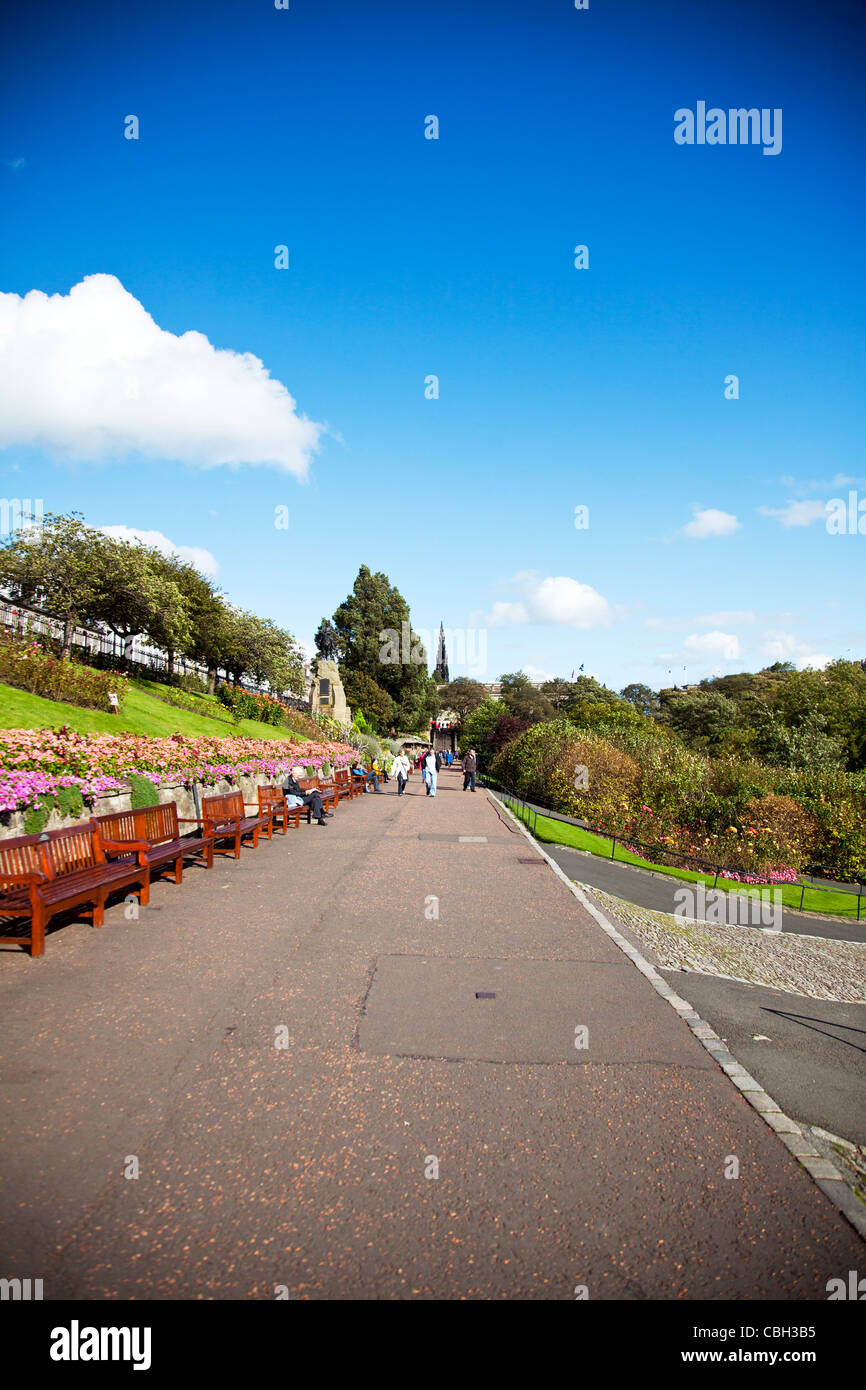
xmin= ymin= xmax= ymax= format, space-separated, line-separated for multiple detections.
xmin=334 ymin=769 xmax=358 ymax=802
xmin=95 ymin=802 xmax=214 ymax=884
xmin=200 ymin=790 xmax=273 ymax=858
xmin=0 ymin=822 xmax=150 ymax=958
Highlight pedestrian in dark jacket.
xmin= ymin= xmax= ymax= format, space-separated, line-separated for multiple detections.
xmin=463 ymin=749 xmax=477 ymax=792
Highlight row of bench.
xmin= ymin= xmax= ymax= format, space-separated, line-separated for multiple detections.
xmin=0 ymin=769 xmax=364 ymax=958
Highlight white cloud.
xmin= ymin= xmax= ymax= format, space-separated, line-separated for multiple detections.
xmin=522 ymin=663 xmax=555 ymax=682
xmin=759 ymin=500 xmax=828 ymax=527
xmin=482 ymin=573 xmax=614 ymax=630
xmin=682 ymin=507 xmax=740 ymax=539
xmin=100 ymin=525 xmax=219 ymax=578
xmin=761 ymin=630 xmax=832 ymax=670
xmin=0 ymin=274 xmax=324 ymax=476
xmin=682 ymin=630 xmax=742 ymax=661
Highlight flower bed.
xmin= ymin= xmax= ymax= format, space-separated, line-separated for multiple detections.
xmin=0 ymin=727 xmax=355 ymax=817
xmin=0 ymin=630 xmax=129 ymax=710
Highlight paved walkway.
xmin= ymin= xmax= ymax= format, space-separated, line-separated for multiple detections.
xmin=0 ymin=767 xmax=861 ymax=1298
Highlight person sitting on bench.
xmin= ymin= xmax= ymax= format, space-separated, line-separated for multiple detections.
xmin=282 ymin=773 xmax=331 ymax=825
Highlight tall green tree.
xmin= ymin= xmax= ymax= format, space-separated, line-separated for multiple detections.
xmin=0 ymin=512 xmax=105 ymax=656
xmin=93 ymin=536 xmax=192 ymax=662
xmin=332 ymin=564 xmax=436 ymax=730
xmin=439 ymin=677 xmax=488 ymax=723
xmin=499 ymin=671 xmax=555 ymax=724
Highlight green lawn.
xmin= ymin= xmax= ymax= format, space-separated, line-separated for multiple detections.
xmin=502 ymin=796 xmax=863 ymax=921
xmin=0 ymin=681 xmax=309 ymax=743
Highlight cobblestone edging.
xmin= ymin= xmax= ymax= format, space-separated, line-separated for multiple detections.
xmin=576 ymin=884 xmax=865 ymax=1004
xmin=493 ymin=792 xmax=866 ymax=1244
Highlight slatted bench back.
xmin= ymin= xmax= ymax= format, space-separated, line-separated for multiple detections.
xmin=202 ymin=791 xmax=244 ymax=821
xmin=0 ymin=835 xmax=48 ymax=883
xmin=258 ymin=787 xmax=284 ymax=809
xmin=97 ymin=803 xmax=180 ymax=847
xmin=136 ymin=803 xmax=180 ymax=844
xmin=42 ymin=824 xmax=103 ymax=879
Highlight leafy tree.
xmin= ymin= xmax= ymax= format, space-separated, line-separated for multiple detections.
xmin=341 ymin=670 xmax=396 ymax=732
xmin=658 ymin=689 xmax=743 ymax=751
xmin=0 ymin=512 xmax=105 ymax=655
xmin=439 ymin=677 xmax=488 ymax=724
xmin=539 ymin=678 xmax=577 ymax=712
xmin=459 ymin=698 xmax=508 ymax=768
xmin=149 ymin=555 xmax=226 ymax=687
xmin=620 ymin=682 xmax=660 ymax=718
xmin=489 ymin=714 xmax=531 ymax=756
xmin=93 ymin=536 xmax=192 ymax=663
xmin=331 ymin=564 xmax=435 ymax=730
xmin=569 ymin=701 xmax=645 ymax=732
xmin=499 ymin=671 xmax=555 ymax=724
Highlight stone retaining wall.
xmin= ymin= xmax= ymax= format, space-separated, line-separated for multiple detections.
xmin=0 ymin=767 xmax=317 ymax=839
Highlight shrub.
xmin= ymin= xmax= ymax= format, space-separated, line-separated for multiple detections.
xmin=129 ymin=772 xmax=161 ymax=809
xmin=741 ymin=794 xmax=822 ymax=871
xmin=551 ymin=736 xmax=643 ymax=830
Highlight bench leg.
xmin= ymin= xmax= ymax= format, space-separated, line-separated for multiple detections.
xmin=234 ymin=830 xmax=241 ymax=858
xmin=174 ymin=855 xmax=183 ymax=885
xmin=93 ymin=891 xmax=106 ymax=927
xmin=139 ymin=873 xmax=150 ymax=907
xmin=251 ymin=827 xmax=259 ymax=848
xmin=31 ymin=903 xmax=46 ymax=958
xmin=205 ymin=842 xmax=214 ymax=869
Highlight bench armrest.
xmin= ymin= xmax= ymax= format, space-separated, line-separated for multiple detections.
xmin=0 ymin=870 xmax=47 ymax=889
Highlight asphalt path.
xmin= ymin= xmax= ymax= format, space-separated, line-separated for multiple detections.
xmin=544 ymin=841 xmax=865 ymax=944
xmin=0 ymin=768 xmax=861 ymax=1299
xmin=655 ymin=973 xmax=866 ymax=1146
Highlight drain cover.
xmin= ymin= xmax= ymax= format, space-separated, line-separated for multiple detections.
xmin=517 ymin=857 xmax=544 ymax=865
xmin=475 ymin=991 xmax=496 ymax=999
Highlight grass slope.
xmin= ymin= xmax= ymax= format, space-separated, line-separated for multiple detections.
xmin=502 ymin=796 xmax=863 ymax=921
xmin=0 ymin=681 xmax=309 ymax=743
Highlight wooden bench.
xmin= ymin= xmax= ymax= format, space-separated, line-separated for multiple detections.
xmin=334 ymin=769 xmax=358 ymax=802
xmin=200 ymin=790 xmax=273 ymax=858
xmin=0 ymin=822 xmax=150 ymax=958
xmin=95 ymin=802 xmax=214 ymax=884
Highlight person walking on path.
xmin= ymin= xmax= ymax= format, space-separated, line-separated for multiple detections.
xmin=423 ymin=747 xmax=438 ymax=797
xmin=392 ymin=750 xmax=411 ymax=795
xmin=463 ymin=748 xmax=477 ymax=792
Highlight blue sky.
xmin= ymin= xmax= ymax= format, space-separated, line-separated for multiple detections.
xmin=1 ymin=0 xmax=864 ymax=691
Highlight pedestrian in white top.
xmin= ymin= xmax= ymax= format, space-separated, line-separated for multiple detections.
xmin=392 ymin=752 xmax=411 ymax=795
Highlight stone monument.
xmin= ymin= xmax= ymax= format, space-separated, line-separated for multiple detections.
xmin=310 ymin=659 xmax=351 ymax=725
